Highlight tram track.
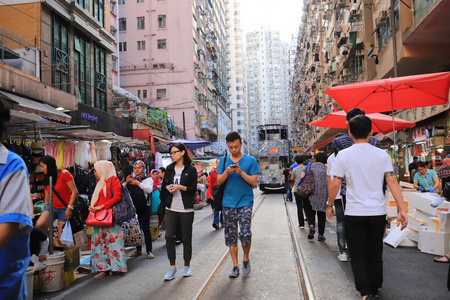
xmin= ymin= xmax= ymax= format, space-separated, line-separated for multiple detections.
xmin=192 ymin=193 xmax=315 ymax=300
xmin=191 ymin=193 xmax=268 ymax=300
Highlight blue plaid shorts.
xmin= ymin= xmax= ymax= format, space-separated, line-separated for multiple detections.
xmin=223 ymin=206 xmax=252 ymax=247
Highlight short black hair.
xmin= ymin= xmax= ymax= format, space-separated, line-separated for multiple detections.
xmin=315 ymin=152 xmax=328 ymax=164
xmin=417 ymin=161 xmax=426 ymax=168
xmin=348 ymin=115 xmax=372 ymax=139
xmin=0 ymin=99 xmax=10 ymax=138
xmin=413 ymin=156 xmax=419 ymax=161
xmin=226 ymin=131 xmax=242 ymax=142
xmin=346 ymin=108 xmax=365 ymax=121
xmin=294 ymin=155 xmax=304 ymax=164
xmin=159 ymin=166 xmax=166 ymax=173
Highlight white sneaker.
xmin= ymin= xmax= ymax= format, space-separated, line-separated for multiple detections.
xmin=338 ymin=253 xmax=348 ymax=262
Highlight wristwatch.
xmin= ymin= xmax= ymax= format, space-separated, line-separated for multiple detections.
xmin=68 ymin=205 xmax=74 ymax=210
xmin=327 ymin=204 xmax=334 ymax=207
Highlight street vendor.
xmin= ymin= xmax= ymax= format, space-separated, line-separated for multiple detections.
xmin=413 ymin=161 xmax=439 ymax=193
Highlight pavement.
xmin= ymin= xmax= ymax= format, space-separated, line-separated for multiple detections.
xmin=33 ymin=191 xmax=449 ymax=299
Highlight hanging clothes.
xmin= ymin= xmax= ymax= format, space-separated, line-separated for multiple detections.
xmin=95 ymin=141 xmax=112 ymax=161
xmin=63 ymin=142 xmax=76 ymax=168
xmin=75 ymin=141 xmax=92 ymax=169
xmin=155 ymin=152 xmax=162 ymax=170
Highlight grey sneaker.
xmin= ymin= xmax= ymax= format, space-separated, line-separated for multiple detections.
xmin=164 ymin=268 xmax=177 ymax=281
xmin=229 ymin=266 xmax=239 ymax=278
xmin=182 ymin=266 xmax=192 ymax=277
xmin=242 ymin=260 xmax=251 ymax=275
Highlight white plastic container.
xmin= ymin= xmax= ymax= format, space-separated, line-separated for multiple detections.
xmin=25 ymin=266 xmax=34 ymax=300
xmin=38 ymin=252 xmax=65 ymax=293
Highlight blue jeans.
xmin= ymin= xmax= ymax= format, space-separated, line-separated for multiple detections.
xmin=335 ymin=197 xmax=347 ymax=253
xmin=213 ymin=210 xmax=223 ymax=225
xmin=285 ymin=182 xmax=292 ymax=200
xmin=44 ymin=204 xmax=67 ymax=222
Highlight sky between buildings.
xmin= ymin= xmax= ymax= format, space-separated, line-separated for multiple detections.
xmin=240 ymin=0 xmax=303 ymax=43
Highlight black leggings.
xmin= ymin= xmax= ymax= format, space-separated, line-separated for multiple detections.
xmin=165 ymin=210 xmax=194 ymax=266
xmin=136 ymin=206 xmax=152 ymax=254
xmin=302 ymin=197 xmax=326 ymax=235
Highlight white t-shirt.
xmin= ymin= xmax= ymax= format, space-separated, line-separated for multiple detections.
xmin=168 ymin=167 xmax=194 ymax=213
xmin=330 ymin=143 xmax=393 ymax=216
xmin=326 ymin=154 xmax=341 ymax=200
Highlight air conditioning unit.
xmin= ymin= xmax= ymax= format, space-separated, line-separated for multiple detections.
xmin=152 ymin=64 xmax=159 ymax=69
xmin=159 ymin=63 xmax=166 ymax=68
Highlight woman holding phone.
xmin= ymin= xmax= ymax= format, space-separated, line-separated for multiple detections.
xmin=159 ymin=143 xmax=197 ymax=280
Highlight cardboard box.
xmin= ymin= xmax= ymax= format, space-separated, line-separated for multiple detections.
xmin=399 ymin=181 xmax=415 ymax=189
xmin=418 ymin=230 xmax=450 ymax=256
xmin=406 ymin=228 xmax=419 ymax=242
xmin=408 ymin=192 xmax=440 ymax=216
xmin=399 ymin=238 xmax=418 ymax=247
xmin=73 ymin=230 xmax=86 ymax=246
xmin=64 ymin=245 xmax=80 ymax=271
xmin=407 ymin=213 xmax=428 ymax=231
xmin=384 ymin=226 xmax=410 ymax=248
xmin=438 ymin=211 xmax=450 ymax=232
xmin=428 ymin=217 xmax=440 ymax=233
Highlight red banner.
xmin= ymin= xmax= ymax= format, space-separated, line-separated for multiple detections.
xmin=133 ymin=129 xmax=150 ymax=142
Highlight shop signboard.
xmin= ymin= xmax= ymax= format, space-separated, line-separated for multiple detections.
xmin=412 ymin=127 xmax=427 ymax=142
xmin=425 ymin=138 xmax=434 ymax=147
xmin=395 ymin=103 xmax=449 ymax=124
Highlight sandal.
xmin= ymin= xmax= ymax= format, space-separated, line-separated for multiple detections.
xmin=147 ymin=252 xmax=155 ymax=259
xmin=434 ymin=254 xmax=450 ymax=263
xmin=130 ymin=251 xmax=142 ymax=258
xmin=76 ymin=266 xmax=91 ymax=274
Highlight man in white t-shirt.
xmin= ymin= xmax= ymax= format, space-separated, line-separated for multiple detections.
xmin=327 ymin=115 xmax=407 ymax=300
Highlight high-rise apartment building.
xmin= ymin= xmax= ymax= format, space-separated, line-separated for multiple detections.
xmin=118 ymin=0 xmax=230 ymax=149
xmin=246 ymin=29 xmax=290 ymax=155
xmin=226 ymin=0 xmax=247 ymax=149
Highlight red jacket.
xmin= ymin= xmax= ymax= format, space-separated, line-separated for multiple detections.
xmin=95 ymin=176 xmax=122 ymax=209
xmin=206 ymin=168 xmax=217 ymax=199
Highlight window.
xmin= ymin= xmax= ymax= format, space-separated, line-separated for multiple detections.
xmin=119 ymin=0 xmax=125 ymax=4
xmin=158 ymin=15 xmax=166 ymax=28
xmin=237 ymin=129 xmax=242 ymax=134
xmin=237 ymin=103 xmax=240 ymax=108
xmin=76 ymin=0 xmax=89 ymax=10
xmin=157 ymin=39 xmax=167 ymax=49
xmin=237 ymin=120 xmax=241 ymax=125
xmin=137 ymin=17 xmax=145 ymax=30
xmin=119 ymin=42 xmax=127 ymax=52
xmin=137 ymin=40 xmax=145 ymax=50
xmin=137 ymin=0 xmax=144 ymax=2
xmin=143 ymin=90 xmax=147 ymax=98
xmin=119 ymin=18 xmax=126 ymax=31
xmin=74 ymin=33 xmax=92 ymax=105
xmin=237 ymin=112 xmax=241 ymax=117
xmin=52 ymin=15 xmax=70 ymax=93
xmin=156 ymin=88 xmax=166 ymax=98
xmin=94 ymin=45 xmax=107 ymax=111
xmin=137 ymin=90 xmax=141 ymax=98
xmin=93 ymin=0 xmax=105 ymax=27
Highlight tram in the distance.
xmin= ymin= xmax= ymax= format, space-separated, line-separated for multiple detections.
xmin=257 ymin=124 xmax=289 ymax=193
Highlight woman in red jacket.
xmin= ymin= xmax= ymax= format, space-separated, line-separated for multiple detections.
xmin=89 ymin=161 xmax=127 ymax=279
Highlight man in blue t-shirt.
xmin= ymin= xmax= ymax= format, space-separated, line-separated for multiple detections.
xmin=217 ymin=131 xmax=260 ymax=278
xmin=0 ymin=99 xmax=33 ymax=300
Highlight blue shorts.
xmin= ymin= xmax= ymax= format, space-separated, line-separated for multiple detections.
xmin=44 ymin=204 xmax=67 ymax=222
xmin=223 ymin=206 xmax=252 ymax=247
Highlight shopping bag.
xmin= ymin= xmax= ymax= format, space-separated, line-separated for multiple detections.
xmin=121 ymin=215 xmax=143 ymax=247
xmin=61 ymin=221 xmax=74 ymax=245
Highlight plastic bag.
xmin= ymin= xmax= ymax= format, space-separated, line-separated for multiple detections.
xmin=61 ymin=221 xmax=74 ymax=245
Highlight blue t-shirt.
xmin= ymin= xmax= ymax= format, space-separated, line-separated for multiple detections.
xmin=217 ymin=154 xmax=261 ymax=208
xmin=0 ymin=145 xmax=33 ymax=300
xmin=290 ymin=163 xmax=298 ymax=170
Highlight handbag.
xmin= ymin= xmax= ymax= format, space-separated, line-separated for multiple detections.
xmin=86 ymin=208 xmax=114 ymax=227
xmin=121 ymin=215 xmax=143 ymax=247
xmin=52 ymin=185 xmax=84 ymax=234
xmin=212 ymin=156 xmax=228 ymax=211
xmin=296 ymin=163 xmax=315 ymax=197
xmin=111 ymin=179 xmax=137 ymax=225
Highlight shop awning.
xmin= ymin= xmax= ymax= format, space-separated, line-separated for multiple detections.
xmin=0 ymin=90 xmax=71 ymax=123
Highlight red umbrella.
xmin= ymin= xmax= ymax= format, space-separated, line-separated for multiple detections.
xmin=309 ymin=110 xmax=416 ymax=134
xmin=326 ymin=72 xmax=450 ymax=114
